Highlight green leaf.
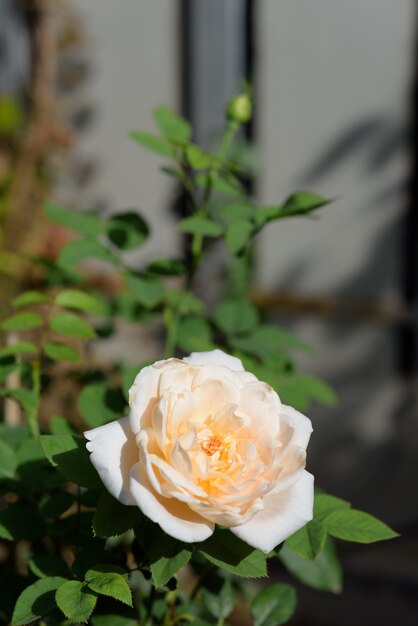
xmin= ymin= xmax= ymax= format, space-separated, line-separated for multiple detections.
xmin=0 ymin=424 xmax=30 ymax=449
xmin=122 ymin=364 xmax=146 ymax=401
xmin=281 ymin=191 xmax=330 ymax=215
xmin=280 ymin=538 xmax=343 ymax=593
xmin=130 ymin=131 xmax=174 ymax=158
xmin=323 ymin=508 xmax=399 ymax=543
xmin=44 ymin=203 xmax=103 ymax=236
xmin=29 ymin=554 xmax=70 ymax=579
xmin=0 ymin=438 xmax=17 ymax=479
xmin=177 ymin=317 xmax=213 ymax=352
xmin=225 ymin=220 xmax=253 ymax=255
xmin=178 ymin=216 xmax=224 ymax=237
xmin=91 ymin=613 xmax=137 ymax=626
xmin=0 ymin=503 xmax=45 ymax=541
xmin=50 ymin=415 xmax=76 ymax=436
xmin=1 ymin=312 xmax=43 ymax=332
xmin=124 ymin=273 xmax=165 ymax=309
xmin=0 ymin=341 xmax=37 ymax=358
xmin=93 ymin=491 xmax=141 ymax=538
xmin=39 ymin=492 xmax=75 ymax=519
xmin=202 ymin=580 xmax=234 ymax=620
xmin=231 ymin=325 xmax=312 ymax=359
xmin=40 ymin=434 xmax=102 ymax=489
xmin=153 ymin=106 xmax=191 ymax=142
xmin=11 ymin=576 xmax=67 ymax=626
xmin=49 ymin=311 xmax=96 ymax=339
xmin=71 ymin=545 xmax=116 ymax=579
xmin=147 ymin=534 xmax=192 ymax=588
xmin=290 ymin=375 xmax=338 ymax=407
xmin=220 ymin=202 xmax=254 ymax=224
xmin=0 ymin=388 xmax=38 ymax=416
xmin=194 ymin=173 xmax=245 ymax=197
xmin=0 ymin=356 xmax=18 ymax=383
xmin=58 ymin=238 xmax=116 ymax=268
xmin=314 ymin=494 xmax=351 ymax=520
xmin=55 ymin=289 xmax=104 ymax=314
xmin=85 ymin=564 xmax=132 ymax=607
xmin=106 ymin=212 xmax=149 ymax=250
xmin=43 ymin=342 xmax=80 ymax=362
xmin=285 ymin=520 xmax=327 ymax=560
xmin=16 ymin=438 xmax=55 ymax=490
xmin=251 ymin=583 xmax=297 ymax=626
xmin=166 ymin=291 xmax=204 ymax=316
xmin=213 ymin=299 xmax=258 ymax=336
xmin=56 ymin=580 xmax=97 ymax=623
xmin=148 ymin=258 xmax=185 ymax=276
xmin=198 ymin=529 xmax=267 ymax=578
xmin=185 ymin=144 xmax=213 ymax=169
xmin=12 ymin=291 xmax=49 ymax=308
xmin=78 ymin=382 xmax=126 ymax=428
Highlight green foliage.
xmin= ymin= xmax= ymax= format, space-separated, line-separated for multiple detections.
xmin=197 ymin=529 xmax=267 ymax=578
xmin=43 ymin=341 xmax=80 ymax=362
xmin=12 ymin=576 xmax=67 ymax=626
xmin=106 ymin=211 xmax=149 ymax=250
xmin=213 ymin=298 xmax=258 ymax=336
xmin=202 ymin=580 xmax=234 ymax=620
xmin=285 ymin=519 xmax=327 ymax=561
xmin=84 ymin=565 xmax=132 ymax=606
xmin=2 ymin=311 xmax=43 ymax=331
xmin=56 ymin=580 xmax=97 ymax=623
xmin=251 ymin=583 xmax=297 ymax=626
xmin=29 ymin=554 xmax=70 ymax=579
xmin=78 ymin=382 xmax=126 ymax=428
xmin=130 ymin=131 xmax=175 ymax=158
xmin=280 ymin=539 xmax=343 ymax=593
xmin=44 ymin=203 xmax=103 ymax=236
xmin=179 ymin=216 xmax=224 ymax=237
xmin=153 ymin=105 xmax=191 ymax=142
xmin=124 ymin=273 xmax=165 ymax=309
xmin=55 ymin=289 xmax=104 ymax=314
xmin=0 ymin=438 xmax=17 ymax=478
xmin=177 ymin=317 xmax=214 ymax=352
xmin=0 ymin=341 xmax=37 ymax=358
xmin=12 ymin=291 xmax=50 ymax=307
xmin=323 ymin=509 xmax=399 ymax=543
xmin=58 ymin=238 xmax=116 ymax=268
xmin=93 ymin=490 xmax=141 ymax=538
xmin=40 ymin=434 xmax=101 ymax=488
xmin=49 ymin=311 xmax=96 ymax=339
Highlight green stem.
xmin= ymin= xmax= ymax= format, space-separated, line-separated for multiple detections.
xmin=27 ymin=359 xmax=40 ymax=437
xmin=217 ymin=619 xmax=224 ymax=626
xmin=190 ymin=120 xmax=239 ymax=277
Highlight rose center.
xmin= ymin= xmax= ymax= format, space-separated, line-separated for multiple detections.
xmin=200 ymin=435 xmax=222 ymax=456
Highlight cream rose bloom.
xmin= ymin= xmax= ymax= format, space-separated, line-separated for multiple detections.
xmin=85 ymin=350 xmax=314 ymax=553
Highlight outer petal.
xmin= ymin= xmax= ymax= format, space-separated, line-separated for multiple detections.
xmin=130 ymin=461 xmax=214 ymax=543
xmin=184 ymin=349 xmax=244 ymax=372
xmin=85 ymin=416 xmax=138 ymax=505
xmin=281 ymin=404 xmax=313 ymax=449
xmin=230 ymin=470 xmax=314 ymax=553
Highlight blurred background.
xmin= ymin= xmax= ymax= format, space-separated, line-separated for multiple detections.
xmin=1 ymin=0 xmax=417 ymax=624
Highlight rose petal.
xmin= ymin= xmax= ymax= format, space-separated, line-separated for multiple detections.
xmin=184 ymin=349 xmax=244 ymax=371
xmin=281 ymin=405 xmax=313 ymax=449
xmin=85 ymin=416 xmax=138 ymax=505
xmin=230 ymin=470 xmax=314 ymax=553
xmin=130 ymin=461 xmax=214 ymax=543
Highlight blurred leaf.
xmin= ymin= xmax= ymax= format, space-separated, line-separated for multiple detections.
xmin=93 ymin=490 xmax=141 ymax=538
xmin=0 ymin=424 xmax=30 ymax=449
xmin=178 ymin=216 xmax=224 ymax=237
xmin=29 ymin=554 xmax=70 ymax=579
xmin=125 ymin=273 xmax=165 ymax=309
xmin=202 ymin=580 xmax=234 ymax=620
xmin=56 ymin=580 xmax=97 ymax=623
xmin=12 ymin=291 xmax=49 ymax=308
xmin=251 ymin=583 xmax=297 ymax=626
xmin=39 ymin=492 xmax=75 ymax=519
xmin=0 ymin=503 xmax=45 ymax=541
xmin=231 ymin=325 xmax=312 ymax=360
xmin=166 ymin=291 xmax=204 ymax=316
xmin=78 ymin=382 xmax=126 ymax=428
xmin=153 ymin=106 xmax=191 ymax=142
xmin=195 ymin=173 xmax=245 ymax=197
xmin=148 ymin=258 xmax=185 ymax=276
xmin=49 ymin=311 xmax=96 ymax=339
xmin=106 ymin=212 xmax=149 ymax=250
xmin=44 ymin=203 xmax=103 ymax=236
xmin=2 ymin=312 xmax=43 ymax=332
xmin=0 ymin=439 xmax=17 ymax=479
xmin=58 ymin=239 xmax=116 ymax=268
xmin=280 ymin=538 xmax=343 ymax=593
xmin=55 ymin=289 xmax=104 ymax=314
xmin=50 ymin=416 xmax=77 ymax=436
xmin=220 ymin=202 xmax=254 ymax=224
xmin=185 ymin=144 xmax=213 ymax=169
xmin=0 ymin=388 xmax=38 ymax=416
xmin=0 ymin=341 xmax=37 ymax=358
xmin=130 ymin=131 xmax=174 ymax=158
xmin=43 ymin=342 xmax=80 ymax=362
xmin=147 ymin=534 xmax=192 ymax=588
xmin=290 ymin=375 xmax=338 ymax=406
xmin=254 ymin=192 xmax=330 ymax=226
xmin=177 ymin=317 xmax=213 ymax=352
xmin=85 ymin=565 xmax=132 ymax=607
xmin=213 ymin=299 xmax=258 ymax=336
xmin=198 ymin=529 xmax=267 ymax=578
xmin=0 ymin=356 xmax=18 ymax=383
xmin=40 ymin=434 xmax=101 ymax=489
xmin=226 ymin=220 xmax=253 ymax=255
xmin=0 ymin=96 xmax=23 ymax=134
xmin=11 ymin=576 xmax=67 ymax=626
xmin=324 ymin=509 xmax=399 ymax=543
xmin=285 ymin=520 xmax=327 ymax=560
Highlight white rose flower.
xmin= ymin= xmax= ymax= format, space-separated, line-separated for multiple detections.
xmin=85 ymin=350 xmax=314 ymax=553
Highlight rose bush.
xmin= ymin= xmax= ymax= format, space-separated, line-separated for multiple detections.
xmin=85 ymin=349 xmax=314 ymax=553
